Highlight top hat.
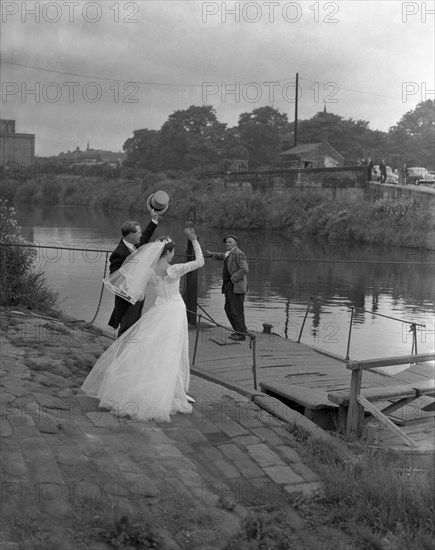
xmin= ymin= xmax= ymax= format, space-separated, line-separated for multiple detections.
xmin=223 ymin=234 xmax=238 ymax=243
xmin=147 ymin=191 xmax=169 ymax=214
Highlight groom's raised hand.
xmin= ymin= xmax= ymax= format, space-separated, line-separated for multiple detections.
xmin=150 ymin=209 xmax=159 ymax=223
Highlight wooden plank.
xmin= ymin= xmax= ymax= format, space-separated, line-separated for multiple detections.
xmin=260 ymin=382 xmax=337 ymax=410
xmin=381 ymin=395 xmax=432 ymax=417
xmin=357 ymin=395 xmax=418 ymax=447
xmin=346 ymin=353 xmax=435 ymax=370
xmin=328 ymin=381 xmax=435 ymax=405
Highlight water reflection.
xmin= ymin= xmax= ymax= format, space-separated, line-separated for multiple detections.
xmin=15 ymin=203 xmax=434 ymax=361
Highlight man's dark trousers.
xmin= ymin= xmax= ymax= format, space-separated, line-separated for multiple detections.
xmin=117 ymin=299 xmax=144 ymax=337
xmin=223 ymin=281 xmax=247 ymax=334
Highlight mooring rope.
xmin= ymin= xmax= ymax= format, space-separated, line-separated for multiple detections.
xmin=87 ymin=251 xmax=109 ymax=326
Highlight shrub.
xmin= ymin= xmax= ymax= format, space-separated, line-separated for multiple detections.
xmin=41 ymin=180 xmax=61 ymax=204
xmin=374 ymin=197 xmax=415 ymax=223
xmin=0 ymin=178 xmax=19 ymax=202
xmin=0 ymin=200 xmax=59 ymax=312
xmin=14 ymin=180 xmax=39 ymax=203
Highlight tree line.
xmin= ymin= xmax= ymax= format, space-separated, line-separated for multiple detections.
xmin=123 ymin=100 xmax=434 ymax=173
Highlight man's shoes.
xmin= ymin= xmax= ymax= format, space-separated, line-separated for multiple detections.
xmin=228 ymin=333 xmax=246 ymax=341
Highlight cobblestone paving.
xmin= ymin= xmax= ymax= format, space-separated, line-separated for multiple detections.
xmin=0 ymin=309 xmax=353 ymax=549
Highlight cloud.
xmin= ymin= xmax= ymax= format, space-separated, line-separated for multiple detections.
xmin=1 ymin=0 xmax=433 ymax=155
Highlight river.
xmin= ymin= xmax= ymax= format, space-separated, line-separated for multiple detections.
xmin=15 ymin=203 xmax=435 ymax=364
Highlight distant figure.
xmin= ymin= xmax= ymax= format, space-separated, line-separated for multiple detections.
xmin=205 ymin=235 xmax=249 ymax=341
xmin=401 ymin=163 xmax=408 ymax=185
xmin=367 ymin=158 xmax=374 ymax=181
xmin=379 ymin=159 xmax=387 ymax=183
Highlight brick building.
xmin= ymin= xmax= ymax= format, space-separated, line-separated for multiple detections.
xmin=277 ymin=140 xmax=344 ymax=168
xmin=0 ymin=119 xmax=35 ymax=165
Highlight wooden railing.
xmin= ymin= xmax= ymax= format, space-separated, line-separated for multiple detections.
xmin=328 ymin=353 xmax=435 ymax=446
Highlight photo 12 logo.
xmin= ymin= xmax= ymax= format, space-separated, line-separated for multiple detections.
xmin=402 ymin=82 xmax=434 ymax=103
xmin=202 ymin=80 xmax=339 ymax=105
xmin=2 ymin=81 xmax=139 ymax=104
xmin=1 ymin=1 xmax=141 ymax=24
xmin=201 ymin=1 xmax=340 ymax=24
xmin=402 ymin=1 xmax=435 ymax=22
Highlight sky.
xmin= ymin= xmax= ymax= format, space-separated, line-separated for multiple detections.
xmin=1 ymin=0 xmax=434 ymax=156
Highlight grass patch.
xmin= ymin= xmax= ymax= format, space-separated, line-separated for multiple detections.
xmin=284 ymin=424 xmax=435 ymax=549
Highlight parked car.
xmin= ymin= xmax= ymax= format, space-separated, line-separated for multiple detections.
xmin=372 ymin=165 xmax=399 ymax=184
xmin=405 ymin=167 xmax=435 ymax=186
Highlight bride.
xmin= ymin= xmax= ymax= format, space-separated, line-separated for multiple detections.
xmin=81 ymin=227 xmax=204 ymax=422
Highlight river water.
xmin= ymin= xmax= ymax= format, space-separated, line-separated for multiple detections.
xmin=15 ymin=203 xmax=435 ymax=364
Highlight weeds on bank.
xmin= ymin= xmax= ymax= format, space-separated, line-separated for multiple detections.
xmin=6 ymin=499 xmax=161 ymax=549
xmin=1 ymin=175 xmax=433 ymax=250
xmin=285 ymin=424 xmax=435 ymax=549
xmin=0 ymin=199 xmax=60 ymax=314
xmin=223 ymin=508 xmax=311 ymax=550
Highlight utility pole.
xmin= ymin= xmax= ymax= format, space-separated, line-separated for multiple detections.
xmin=294 ymin=72 xmax=299 ymax=147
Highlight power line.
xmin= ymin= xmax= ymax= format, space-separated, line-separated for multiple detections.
xmin=4 ymin=60 xmax=403 ymax=99
xmin=3 ymin=60 xmax=201 ymax=88
xmin=299 ymin=76 xmax=402 ymax=100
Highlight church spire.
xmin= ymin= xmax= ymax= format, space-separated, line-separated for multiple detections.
xmin=86 ymin=141 xmax=90 ymax=151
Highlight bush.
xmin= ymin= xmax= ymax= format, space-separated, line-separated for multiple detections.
xmin=14 ymin=180 xmax=39 ymax=203
xmin=0 ymin=200 xmax=59 ymax=312
xmin=0 ymin=178 xmax=19 ymax=202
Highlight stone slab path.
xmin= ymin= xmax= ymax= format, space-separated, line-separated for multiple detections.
xmin=0 ymin=308 xmax=353 ymax=550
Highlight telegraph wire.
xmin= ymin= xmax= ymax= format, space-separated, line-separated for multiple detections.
xmin=4 ymin=60 xmax=403 ymax=99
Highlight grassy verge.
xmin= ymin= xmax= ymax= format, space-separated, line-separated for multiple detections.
xmin=283 ymin=424 xmax=434 ymax=550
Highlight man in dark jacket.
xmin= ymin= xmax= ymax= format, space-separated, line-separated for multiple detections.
xmin=379 ymin=159 xmax=387 ymax=183
xmin=206 ymin=235 xmax=249 ymax=341
xmin=108 ymin=215 xmax=158 ymax=336
xmin=367 ymin=157 xmax=374 ymax=181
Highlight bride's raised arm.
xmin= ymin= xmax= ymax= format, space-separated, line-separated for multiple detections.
xmin=167 ymin=228 xmax=204 ymax=279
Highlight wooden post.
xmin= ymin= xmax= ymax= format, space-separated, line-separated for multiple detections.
xmin=297 ymin=300 xmax=311 ymax=343
xmin=345 ymin=307 xmax=354 ymax=360
xmin=251 ymin=335 xmax=257 ymax=390
xmin=185 ymin=221 xmax=198 ymax=326
xmin=346 ymin=366 xmax=364 ymax=438
xmin=192 ymin=314 xmax=202 ymax=365
xmin=411 ymin=323 xmax=417 ymax=355
xmin=294 ymin=72 xmax=299 ymax=147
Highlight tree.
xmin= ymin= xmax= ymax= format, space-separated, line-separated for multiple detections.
xmin=297 ymin=112 xmax=377 ymax=163
xmin=388 ymin=100 xmax=435 ymax=168
xmin=238 ymin=107 xmax=290 ymax=165
xmin=123 ymin=129 xmax=159 ymax=171
xmin=157 ymin=105 xmax=231 ymax=171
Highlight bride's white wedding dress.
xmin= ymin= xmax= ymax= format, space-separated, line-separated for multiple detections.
xmin=81 ymin=240 xmax=204 ymax=422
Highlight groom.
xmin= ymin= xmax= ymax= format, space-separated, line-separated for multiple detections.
xmin=108 ymin=191 xmax=169 ymax=337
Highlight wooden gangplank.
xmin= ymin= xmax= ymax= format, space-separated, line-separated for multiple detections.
xmin=188 ymin=326 xmax=435 ymax=448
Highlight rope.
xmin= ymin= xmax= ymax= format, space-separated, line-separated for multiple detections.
xmin=0 ymin=242 xmax=433 ymax=265
xmin=87 ymin=251 xmax=109 ymax=326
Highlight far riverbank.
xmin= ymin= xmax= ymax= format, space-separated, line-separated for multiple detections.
xmin=1 ymin=171 xmax=434 ymax=250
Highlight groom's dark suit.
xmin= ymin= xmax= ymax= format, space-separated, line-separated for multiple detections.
xmin=108 ymin=220 xmax=157 ymax=335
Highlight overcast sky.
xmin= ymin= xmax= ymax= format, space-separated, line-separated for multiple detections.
xmin=1 ymin=0 xmax=434 ymax=156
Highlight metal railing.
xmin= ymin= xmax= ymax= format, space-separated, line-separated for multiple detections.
xmin=297 ymin=296 xmax=426 ymax=360
xmin=188 ymin=309 xmax=259 ymax=390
